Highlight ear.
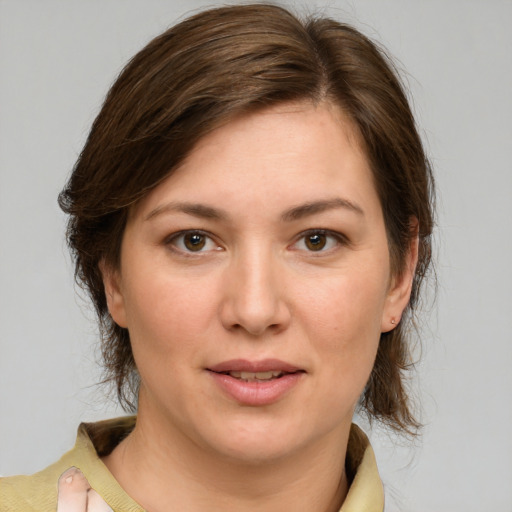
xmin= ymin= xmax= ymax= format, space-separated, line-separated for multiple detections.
xmin=99 ymin=259 xmax=128 ymax=328
xmin=381 ymin=219 xmax=419 ymax=333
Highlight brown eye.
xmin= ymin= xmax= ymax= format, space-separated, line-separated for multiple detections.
xmin=167 ymin=230 xmax=221 ymax=255
xmin=183 ymin=233 xmax=206 ymax=251
xmin=305 ymin=233 xmax=327 ymax=251
xmin=292 ymin=230 xmax=343 ymax=253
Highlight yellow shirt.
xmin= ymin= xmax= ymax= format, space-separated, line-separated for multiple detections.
xmin=0 ymin=417 xmax=384 ymax=511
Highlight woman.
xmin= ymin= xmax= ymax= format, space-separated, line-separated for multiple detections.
xmin=1 ymin=3 xmax=433 ymax=511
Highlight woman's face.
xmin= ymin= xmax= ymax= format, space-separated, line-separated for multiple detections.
xmin=105 ymin=102 xmax=413 ymax=462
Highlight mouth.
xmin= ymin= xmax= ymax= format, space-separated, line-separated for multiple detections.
xmin=206 ymin=359 xmax=305 ymax=405
xmin=212 ymin=370 xmax=300 ymax=382
xmin=207 ymin=358 xmax=304 ymax=379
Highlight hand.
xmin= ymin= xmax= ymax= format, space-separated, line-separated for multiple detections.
xmin=57 ymin=467 xmax=113 ymax=512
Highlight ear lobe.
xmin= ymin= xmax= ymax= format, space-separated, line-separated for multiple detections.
xmin=381 ymin=220 xmax=419 ymax=333
xmin=99 ymin=259 xmax=128 ymax=328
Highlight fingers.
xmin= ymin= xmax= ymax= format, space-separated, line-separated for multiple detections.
xmin=57 ymin=467 xmax=89 ymax=512
xmin=57 ymin=467 xmax=113 ymax=512
xmin=87 ymin=489 xmax=114 ymax=512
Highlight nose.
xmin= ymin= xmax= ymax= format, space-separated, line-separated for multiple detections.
xmin=219 ymin=246 xmax=291 ymax=336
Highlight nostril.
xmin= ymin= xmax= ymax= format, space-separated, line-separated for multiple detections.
xmin=219 ymin=275 xmax=292 ymax=335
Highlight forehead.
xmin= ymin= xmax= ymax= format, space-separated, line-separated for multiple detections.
xmin=132 ymin=101 xmax=378 ymax=223
xmin=187 ymin=101 xmax=365 ymax=169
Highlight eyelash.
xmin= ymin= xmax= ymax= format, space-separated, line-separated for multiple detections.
xmin=291 ymin=229 xmax=348 ymax=254
xmin=165 ymin=230 xmax=221 ymax=256
xmin=165 ymin=229 xmax=348 ymax=255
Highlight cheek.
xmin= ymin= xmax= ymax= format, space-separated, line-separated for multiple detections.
xmin=297 ymin=269 xmax=388 ymax=342
xmin=122 ymin=267 xmax=219 ymax=357
xmin=294 ymin=271 xmax=386 ymax=392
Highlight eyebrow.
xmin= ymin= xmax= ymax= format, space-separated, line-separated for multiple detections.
xmin=145 ymin=201 xmax=228 ymax=222
xmin=281 ymin=198 xmax=364 ymax=221
xmin=145 ymin=197 xmax=364 ymax=223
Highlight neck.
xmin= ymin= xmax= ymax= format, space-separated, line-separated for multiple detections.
xmin=103 ymin=406 xmax=350 ymax=512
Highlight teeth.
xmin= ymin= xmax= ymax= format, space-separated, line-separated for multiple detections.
xmin=228 ymin=370 xmax=283 ymax=381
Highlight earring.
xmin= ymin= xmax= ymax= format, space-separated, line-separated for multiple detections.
xmin=390 ymin=318 xmax=396 ymax=325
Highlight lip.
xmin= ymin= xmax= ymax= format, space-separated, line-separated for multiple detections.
xmin=207 ymin=358 xmax=302 ymax=373
xmin=206 ymin=359 xmax=305 ymax=406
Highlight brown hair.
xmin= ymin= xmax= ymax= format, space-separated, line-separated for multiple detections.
xmin=59 ymin=3 xmax=434 ymax=434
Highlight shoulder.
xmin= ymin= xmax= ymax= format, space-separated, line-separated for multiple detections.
xmin=1 ymin=457 xmax=71 ymax=511
xmin=0 ymin=417 xmax=138 ymax=512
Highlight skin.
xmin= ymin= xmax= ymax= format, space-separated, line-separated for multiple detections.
xmin=57 ymin=467 xmax=113 ymax=511
xmin=101 ymin=102 xmax=417 ymax=512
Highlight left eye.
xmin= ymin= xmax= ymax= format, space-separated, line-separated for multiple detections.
xmin=293 ymin=231 xmax=342 ymax=252
xmin=167 ymin=231 xmax=219 ymax=253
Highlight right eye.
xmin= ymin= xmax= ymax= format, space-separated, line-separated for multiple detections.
xmin=166 ymin=230 xmax=221 ymax=254
xmin=290 ymin=229 xmax=347 ymax=254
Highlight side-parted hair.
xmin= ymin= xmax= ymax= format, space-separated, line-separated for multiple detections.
xmin=59 ymin=3 xmax=434 ymax=434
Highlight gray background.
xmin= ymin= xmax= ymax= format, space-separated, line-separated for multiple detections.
xmin=1 ymin=0 xmax=511 ymax=510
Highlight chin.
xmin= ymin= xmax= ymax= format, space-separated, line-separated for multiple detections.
xmin=212 ymin=435 xmax=301 ymax=465
xmin=195 ymin=415 xmax=323 ymax=465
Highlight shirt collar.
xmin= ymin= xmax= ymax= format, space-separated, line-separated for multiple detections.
xmin=340 ymin=423 xmax=384 ymax=511
xmin=79 ymin=417 xmax=384 ymax=511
